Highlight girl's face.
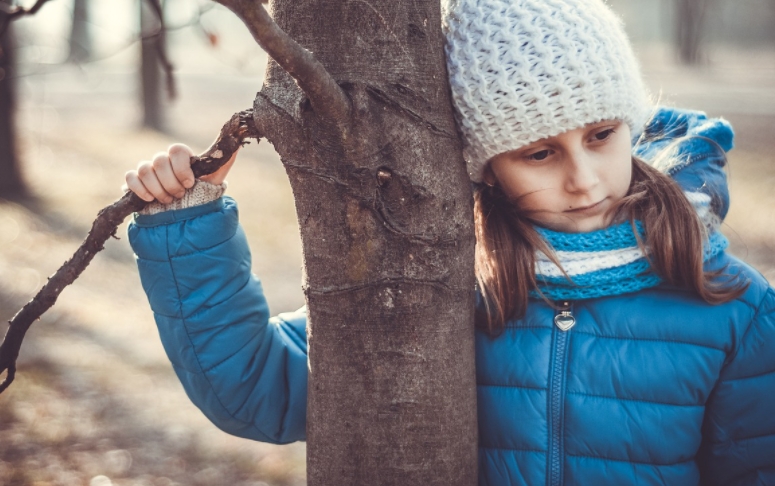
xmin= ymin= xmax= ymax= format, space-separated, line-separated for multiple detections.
xmin=486 ymin=120 xmax=633 ymax=233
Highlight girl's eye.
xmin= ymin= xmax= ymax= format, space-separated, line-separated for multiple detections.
xmin=593 ymin=128 xmax=616 ymax=141
xmin=526 ymin=150 xmax=551 ymax=161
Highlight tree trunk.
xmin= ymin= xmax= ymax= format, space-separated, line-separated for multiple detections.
xmin=674 ymin=0 xmax=710 ymax=64
xmin=67 ymin=0 xmax=91 ymax=63
xmin=255 ymin=0 xmax=478 ymax=483
xmin=0 ymin=1 xmax=25 ymax=198
xmin=139 ymin=0 xmax=165 ymax=130
xmin=769 ymin=0 xmax=775 ymax=43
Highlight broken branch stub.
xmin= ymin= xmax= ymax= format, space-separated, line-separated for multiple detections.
xmin=0 ymin=109 xmax=260 ymax=394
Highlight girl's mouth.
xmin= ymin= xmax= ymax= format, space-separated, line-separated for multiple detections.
xmin=565 ymin=198 xmax=607 ymax=214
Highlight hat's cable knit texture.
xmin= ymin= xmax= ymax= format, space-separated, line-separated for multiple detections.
xmin=442 ymin=0 xmax=653 ymax=181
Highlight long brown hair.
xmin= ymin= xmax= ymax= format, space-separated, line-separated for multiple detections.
xmin=474 ymin=156 xmax=748 ymax=334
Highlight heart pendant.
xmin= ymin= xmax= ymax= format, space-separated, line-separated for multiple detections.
xmin=554 ymin=314 xmax=576 ymax=331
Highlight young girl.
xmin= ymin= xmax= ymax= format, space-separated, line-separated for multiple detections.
xmin=125 ymin=0 xmax=775 ymax=484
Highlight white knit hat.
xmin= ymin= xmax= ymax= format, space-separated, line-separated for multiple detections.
xmin=442 ymin=0 xmax=653 ymax=182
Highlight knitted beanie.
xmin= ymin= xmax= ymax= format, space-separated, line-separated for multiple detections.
xmin=442 ymin=0 xmax=653 ymax=182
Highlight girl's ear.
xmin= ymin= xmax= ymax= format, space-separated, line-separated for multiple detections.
xmin=483 ymin=164 xmax=497 ymax=187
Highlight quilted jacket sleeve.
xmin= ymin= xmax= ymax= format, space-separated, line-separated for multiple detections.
xmin=698 ymin=285 xmax=775 ymax=485
xmin=635 ymin=106 xmax=733 ymax=222
xmin=127 ymin=196 xmax=308 ymax=444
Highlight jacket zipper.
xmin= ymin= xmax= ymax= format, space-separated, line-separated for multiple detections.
xmin=548 ymin=301 xmax=575 ymax=486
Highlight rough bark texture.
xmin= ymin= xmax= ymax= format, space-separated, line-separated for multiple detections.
xmin=255 ymin=1 xmax=478 ymax=483
xmin=0 ymin=0 xmax=24 ymax=197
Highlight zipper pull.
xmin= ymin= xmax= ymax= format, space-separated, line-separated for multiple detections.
xmin=554 ymin=301 xmax=576 ymax=331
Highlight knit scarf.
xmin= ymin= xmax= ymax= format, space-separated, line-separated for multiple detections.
xmin=532 ymin=219 xmax=729 ymax=301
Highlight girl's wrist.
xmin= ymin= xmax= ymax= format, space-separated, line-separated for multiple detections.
xmin=138 ymin=179 xmax=228 ymax=216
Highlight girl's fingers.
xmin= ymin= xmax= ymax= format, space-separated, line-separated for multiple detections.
xmin=137 ymin=160 xmax=174 ymax=203
xmin=168 ymin=143 xmax=196 ymax=189
xmin=125 ymin=170 xmax=155 ymax=202
xmin=152 ymin=152 xmax=186 ymax=199
xmin=124 ymin=144 xmax=200 ymax=204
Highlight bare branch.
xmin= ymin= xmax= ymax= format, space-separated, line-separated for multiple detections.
xmin=0 ymin=109 xmax=260 ymax=394
xmin=214 ymin=0 xmax=351 ymax=131
xmin=0 ymin=0 xmax=54 ymax=36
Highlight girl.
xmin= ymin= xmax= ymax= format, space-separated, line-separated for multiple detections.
xmin=125 ymin=0 xmax=775 ymax=484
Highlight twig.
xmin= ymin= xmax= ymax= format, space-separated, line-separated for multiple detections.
xmin=0 ymin=109 xmax=260 ymax=394
xmin=0 ymin=0 xmax=54 ymax=36
xmin=214 ymin=0 xmax=351 ymax=131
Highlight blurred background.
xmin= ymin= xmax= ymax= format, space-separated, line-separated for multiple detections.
xmin=0 ymin=0 xmax=773 ymax=484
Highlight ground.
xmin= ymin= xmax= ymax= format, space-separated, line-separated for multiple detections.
xmin=0 ymin=43 xmax=774 ymax=485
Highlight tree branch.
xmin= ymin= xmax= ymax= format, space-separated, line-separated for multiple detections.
xmin=214 ymin=0 xmax=351 ymax=131
xmin=0 ymin=109 xmax=260 ymax=394
xmin=0 ymin=0 xmax=54 ymax=36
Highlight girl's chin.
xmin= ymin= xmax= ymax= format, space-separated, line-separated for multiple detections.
xmin=534 ymin=215 xmax=613 ymax=233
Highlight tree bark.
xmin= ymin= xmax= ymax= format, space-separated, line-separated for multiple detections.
xmin=0 ymin=0 xmax=24 ymax=197
xmin=254 ymin=0 xmax=478 ymax=483
xmin=140 ymin=0 xmax=165 ymax=130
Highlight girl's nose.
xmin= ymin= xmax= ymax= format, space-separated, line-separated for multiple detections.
xmin=565 ymin=152 xmax=601 ymax=194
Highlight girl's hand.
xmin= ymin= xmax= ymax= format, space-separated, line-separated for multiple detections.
xmin=124 ymin=143 xmax=238 ymax=203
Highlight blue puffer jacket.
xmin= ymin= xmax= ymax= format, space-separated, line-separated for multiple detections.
xmin=128 ymin=107 xmax=775 ymax=485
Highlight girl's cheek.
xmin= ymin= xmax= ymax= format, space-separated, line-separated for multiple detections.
xmin=512 ymin=191 xmax=549 ymax=213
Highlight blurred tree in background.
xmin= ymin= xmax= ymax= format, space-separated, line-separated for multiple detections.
xmin=139 ymin=0 xmax=166 ymax=131
xmin=67 ymin=0 xmax=91 ymax=63
xmin=0 ymin=0 xmax=24 ymax=198
xmin=674 ymin=0 xmax=713 ymax=64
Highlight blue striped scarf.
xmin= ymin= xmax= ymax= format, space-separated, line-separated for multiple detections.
xmin=532 ymin=220 xmax=729 ymax=301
